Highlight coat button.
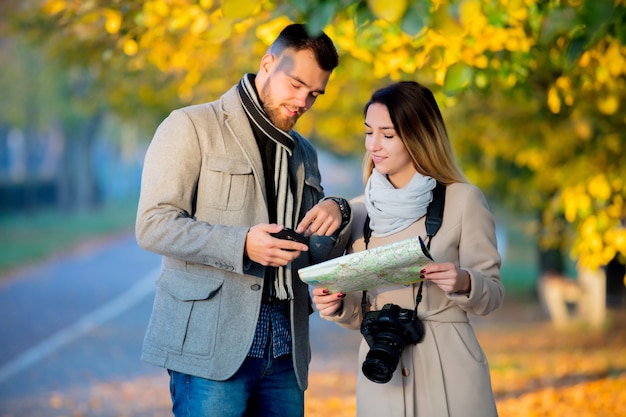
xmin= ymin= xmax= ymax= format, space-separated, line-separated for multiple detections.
xmin=402 ymin=368 xmax=410 ymax=377
xmin=250 ymin=284 xmax=261 ymax=291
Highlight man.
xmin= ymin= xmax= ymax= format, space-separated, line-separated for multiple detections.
xmin=135 ymin=23 xmax=352 ymax=417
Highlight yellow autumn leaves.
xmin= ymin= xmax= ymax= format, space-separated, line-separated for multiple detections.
xmin=560 ymin=176 xmax=626 ymax=269
xmin=41 ymin=0 xmax=541 ymax=87
xmin=367 ymin=0 xmax=408 ymax=23
xmin=35 ymin=0 xmax=626 ymax=272
xmin=39 ymin=0 xmax=622 ymax=115
xmin=549 ymin=38 xmax=626 ymax=116
xmin=330 ymin=0 xmax=536 ymax=87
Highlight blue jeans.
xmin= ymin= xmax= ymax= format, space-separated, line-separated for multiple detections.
xmin=168 ymin=353 xmax=304 ymax=417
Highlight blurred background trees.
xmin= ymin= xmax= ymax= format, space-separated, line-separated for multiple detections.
xmin=1 ymin=0 xmax=625 ymax=308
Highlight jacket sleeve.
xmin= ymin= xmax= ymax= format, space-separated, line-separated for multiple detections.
xmin=320 ymin=291 xmax=363 ymax=331
xmin=135 ymin=108 xmax=249 ymax=273
xmin=447 ymin=185 xmax=505 ymax=315
xmin=294 ymin=134 xmax=353 ymax=266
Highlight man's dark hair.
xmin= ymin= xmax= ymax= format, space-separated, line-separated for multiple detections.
xmin=269 ymin=23 xmax=339 ymax=72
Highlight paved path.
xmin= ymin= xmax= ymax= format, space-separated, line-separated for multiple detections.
xmin=0 ymin=231 xmax=361 ymax=416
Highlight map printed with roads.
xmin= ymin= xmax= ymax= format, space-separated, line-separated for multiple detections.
xmin=299 ymin=236 xmax=434 ymax=294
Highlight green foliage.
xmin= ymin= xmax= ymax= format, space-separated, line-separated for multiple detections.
xmin=399 ymin=0 xmax=430 ymax=36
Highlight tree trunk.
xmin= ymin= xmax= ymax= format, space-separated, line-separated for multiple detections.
xmin=55 ymin=111 xmax=104 ymax=212
xmin=74 ymin=110 xmax=104 ymax=210
xmin=577 ymin=265 xmax=607 ymax=329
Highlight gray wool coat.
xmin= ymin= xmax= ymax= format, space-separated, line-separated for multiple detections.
xmin=136 ymin=85 xmax=351 ymax=390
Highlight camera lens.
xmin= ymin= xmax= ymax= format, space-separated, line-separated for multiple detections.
xmin=361 ymin=331 xmax=405 ymax=383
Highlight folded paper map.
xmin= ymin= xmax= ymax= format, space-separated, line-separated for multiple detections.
xmin=298 ymin=236 xmax=434 ymax=293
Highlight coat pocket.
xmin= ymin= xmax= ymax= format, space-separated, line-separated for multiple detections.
xmin=202 ymin=156 xmax=253 ymax=211
xmin=450 ymin=322 xmax=487 ymax=364
xmin=146 ymin=269 xmax=224 ymax=357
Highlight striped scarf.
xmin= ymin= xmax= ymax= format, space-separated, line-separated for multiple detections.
xmin=238 ymin=74 xmax=296 ymax=300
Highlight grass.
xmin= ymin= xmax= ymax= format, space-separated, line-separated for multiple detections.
xmin=0 ymin=199 xmax=138 ymax=276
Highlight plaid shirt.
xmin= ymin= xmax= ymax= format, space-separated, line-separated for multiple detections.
xmin=248 ymin=302 xmax=292 ymax=358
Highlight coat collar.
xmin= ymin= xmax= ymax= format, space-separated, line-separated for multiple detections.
xmin=220 ymin=84 xmax=305 ymax=217
xmin=221 ymin=85 xmax=267 ymax=200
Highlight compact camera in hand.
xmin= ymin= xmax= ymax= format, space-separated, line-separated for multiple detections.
xmin=270 ymin=228 xmax=308 ymax=249
xmin=360 ymin=303 xmax=425 ymax=383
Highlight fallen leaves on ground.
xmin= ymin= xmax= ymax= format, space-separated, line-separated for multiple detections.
xmin=305 ymin=371 xmax=357 ymax=417
xmin=33 ymin=301 xmax=626 ymax=417
xmin=304 ymin=301 xmax=626 ymax=417
xmin=480 ymin=305 xmax=626 ymax=417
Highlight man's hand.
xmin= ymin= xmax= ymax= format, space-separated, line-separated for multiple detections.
xmin=244 ymin=224 xmax=308 ymax=267
xmin=295 ymin=199 xmax=343 ymax=237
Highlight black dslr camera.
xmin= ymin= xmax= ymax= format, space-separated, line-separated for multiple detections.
xmin=360 ymin=303 xmax=425 ymax=383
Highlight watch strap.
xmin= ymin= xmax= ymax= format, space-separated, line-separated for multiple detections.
xmin=328 ymin=197 xmax=351 ymax=224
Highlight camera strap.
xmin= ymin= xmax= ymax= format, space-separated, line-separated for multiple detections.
xmin=361 ymin=182 xmax=446 ymax=315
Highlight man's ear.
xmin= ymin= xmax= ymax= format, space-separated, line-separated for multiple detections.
xmin=259 ymin=53 xmax=276 ymax=76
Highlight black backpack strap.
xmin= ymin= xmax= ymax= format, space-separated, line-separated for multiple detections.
xmin=363 ymin=215 xmax=371 ymax=247
xmin=424 ymin=182 xmax=446 ymax=249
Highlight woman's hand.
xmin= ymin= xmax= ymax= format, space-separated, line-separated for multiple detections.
xmin=312 ymin=287 xmax=345 ymax=317
xmin=421 ymin=262 xmax=471 ymax=294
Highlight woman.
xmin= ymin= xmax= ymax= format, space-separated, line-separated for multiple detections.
xmin=312 ymin=81 xmax=504 ymax=417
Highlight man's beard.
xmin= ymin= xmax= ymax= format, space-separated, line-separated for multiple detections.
xmin=265 ymin=105 xmax=297 ymax=132
xmin=260 ymin=79 xmax=300 ymax=131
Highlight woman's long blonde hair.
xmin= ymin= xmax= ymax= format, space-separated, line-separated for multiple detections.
xmin=362 ymin=81 xmax=467 ymax=186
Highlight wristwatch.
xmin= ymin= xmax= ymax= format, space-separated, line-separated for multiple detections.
xmin=328 ymin=197 xmax=351 ymax=224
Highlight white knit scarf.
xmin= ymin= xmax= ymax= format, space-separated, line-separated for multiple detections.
xmin=364 ymin=169 xmax=436 ymax=237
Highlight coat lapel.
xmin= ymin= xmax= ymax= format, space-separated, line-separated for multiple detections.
xmin=221 ymin=86 xmax=267 ymax=203
xmin=289 ymin=137 xmax=304 ymax=221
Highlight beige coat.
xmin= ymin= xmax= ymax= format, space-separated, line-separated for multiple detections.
xmin=324 ymin=183 xmax=504 ymax=416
